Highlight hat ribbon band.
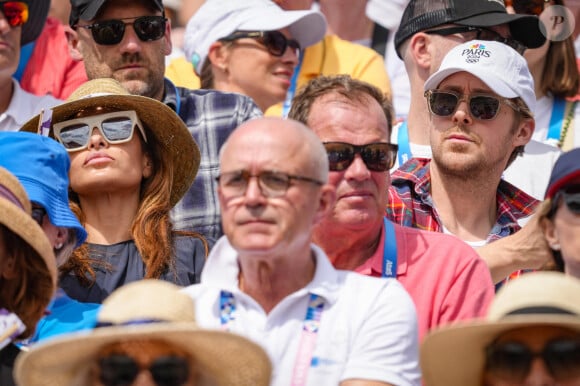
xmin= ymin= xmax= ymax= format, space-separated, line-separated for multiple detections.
xmin=506 ymin=306 xmax=577 ymax=316
xmin=96 ymin=318 xmax=166 ymax=328
xmin=0 ymin=184 xmax=24 ymax=210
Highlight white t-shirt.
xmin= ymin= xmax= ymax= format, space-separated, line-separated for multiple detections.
xmin=0 ymin=79 xmax=61 ymax=132
xmin=182 ymin=237 xmax=420 ymax=386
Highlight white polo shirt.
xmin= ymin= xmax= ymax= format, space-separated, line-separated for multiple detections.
xmin=182 ymin=237 xmax=420 ymax=386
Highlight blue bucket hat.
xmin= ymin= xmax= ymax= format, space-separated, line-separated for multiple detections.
xmin=0 ymin=132 xmax=87 ymax=247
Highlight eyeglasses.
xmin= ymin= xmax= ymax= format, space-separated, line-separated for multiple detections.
xmin=424 ymin=90 xmax=520 ymax=120
xmin=75 ymin=15 xmax=167 ymax=46
xmin=505 ymin=0 xmax=550 ymax=16
xmin=31 ymin=206 xmax=47 ymax=226
xmin=220 ymin=30 xmax=301 ymax=57
xmin=323 ymin=142 xmax=398 ymax=172
xmin=98 ymin=354 xmax=189 ymax=386
xmin=485 ymin=339 xmax=580 ymax=382
xmin=425 ymin=25 xmax=527 ymax=54
xmin=53 ymin=110 xmax=148 ymax=152
xmin=0 ymin=1 xmax=28 ymax=27
xmin=216 ymin=170 xmax=323 ymax=198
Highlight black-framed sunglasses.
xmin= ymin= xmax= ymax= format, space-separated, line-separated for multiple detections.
xmin=424 ymin=89 xmax=520 ymax=120
xmin=485 ymin=338 xmax=580 ymax=382
xmin=31 ymin=206 xmax=47 ymax=226
xmin=323 ymin=142 xmax=398 ymax=172
xmin=98 ymin=354 xmax=190 ymax=386
xmin=425 ymin=25 xmax=527 ymax=55
xmin=75 ymin=15 xmax=167 ymax=46
xmin=0 ymin=1 xmax=28 ymax=27
xmin=220 ymin=30 xmax=301 ymax=57
xmin=216 ymin=170 xmax=323 ymax=199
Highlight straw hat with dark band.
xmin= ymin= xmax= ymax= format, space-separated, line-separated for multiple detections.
xmin=14 ymin=280 xmax=272 ymax=386
xmin=421 ymin=272 xmax=580 ymax=386
xmin=20 ymin=78 xmax=200 ymax=208
xmin=0 ymin=167 xmax=57 ymax=289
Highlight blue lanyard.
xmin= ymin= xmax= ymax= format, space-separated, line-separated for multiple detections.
xmin=382 ymin=218 xmax=398 ymax=278
xmin=219 ymin=290 xmax=324 ymax=385
xmin=281 ymin=50 xmax=304 ymax=118
xmin=547 ymin=98 xmax=566 ymax=142
xmin=396 ymin=121 xmax=412 ymax=166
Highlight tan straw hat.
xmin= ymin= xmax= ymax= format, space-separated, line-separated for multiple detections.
xmin=0 ymin=167 xmax=57 ymax=289
xmin=421 ymin=272 xmax=580 ymax=386
xmin=14 ymin=280 xmax=272 ymax=386
xmin=20 ymin=78 xmax=200 ymax=207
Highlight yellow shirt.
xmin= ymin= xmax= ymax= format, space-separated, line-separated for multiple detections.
xmin=165 ymin=35 xmax=392 ymax=116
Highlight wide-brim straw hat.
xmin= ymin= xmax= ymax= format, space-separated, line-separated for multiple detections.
xmin=0 ymin=167 xmax=57 ymax=288
xmin=421 ymin=272 xmax=580 ymax=386
xmin=20 ymin=78 xmax=200 ymax=207
xmin=21 ymin=0 xmax=50 ymax=45
xmin=14 ymin=280 xmax=272 ymax=386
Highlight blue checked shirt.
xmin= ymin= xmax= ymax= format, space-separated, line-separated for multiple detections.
xmin=163 ymin=79 xmax=262 ymax=240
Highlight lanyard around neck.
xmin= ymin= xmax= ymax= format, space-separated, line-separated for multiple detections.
xmin=397 ymin=121 xmax=412 ymax=166
xmin=219 ymin=290 xmax=324 ymax=386
xmin=281 ymin=51 xmax=305 ymax=118
xmin=382 ymin=218 xmax=398 ymax=278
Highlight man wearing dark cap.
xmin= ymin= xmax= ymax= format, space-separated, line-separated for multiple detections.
xmin=66 ymin=0 xmax=262 ymax=240
xmin=391 ymin=0 xmax=561 ymax=202
xmin=0 ymin=0 xmax=61 ymax=132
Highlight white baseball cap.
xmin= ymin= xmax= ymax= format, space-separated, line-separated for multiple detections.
xmin=184 ymin=0 xmax=327 ymax=75
xmin=424 ymin=40 xmax=536 ymax=113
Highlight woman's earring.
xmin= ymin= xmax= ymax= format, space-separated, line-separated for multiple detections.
xmin=550 ymin=243 xmax=561 ymax=250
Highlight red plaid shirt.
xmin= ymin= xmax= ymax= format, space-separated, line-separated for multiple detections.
xmin=386 ymin=158 xmax=539 ymax=286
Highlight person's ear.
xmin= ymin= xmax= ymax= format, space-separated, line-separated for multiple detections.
xmin=541 ymin=216 xmax=561 ymax=250
xmin=408 ymin=32 xmax=433 ymax=70
xmin=207 ymin=41 xmax=230 ymax=73
xmin=65 ymin=26 xmax=84 ymax=61
xmin=513 ymin=117 xmax=534 ymax=148
xmin=161 ymin=18 xmax=173 ymax=56
xmin=313 ymin=184 xmax=336 ymax=225
xmin=54 ymin=227 xmax=69 ymax=250
xmin=142 ymin=152 xmax=153 ymax=179
xmin=0 ymin=254 xmax=17 ymax=280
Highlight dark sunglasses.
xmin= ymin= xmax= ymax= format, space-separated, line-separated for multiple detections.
xmin=98 ymin=354 xmax=189 ymax=386
xmin=323 ymin=142 xmax=398 ymax=172
xmin=505 ymin=0 xmax=550 ymax=15
xmin=0 ymin=1 xmax=28 ymax=27
xmin=75 ymin=15 xmax=167 ymax=46
xmin=425 ymin=25 xmax=526 ymax=54
xmin=31 ymin=206 xmax=47 ymax=226
xmin=53 ymin=110 xmax=148 ymax=152
xmin=220 ymin=30 xmax=301 ymax=57
xmin=555 ymin=185 xmax=580 ymax=214
xmin=424 ymin=90 xmax=520 ymax=120
xmin=485 ymin=339 xmax=580 ymax=382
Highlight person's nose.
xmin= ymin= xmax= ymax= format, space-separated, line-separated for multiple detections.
xmin=88 ymin=127 xmax=108 ymax=150
xmin=0 ymin=12 xmax=12 ymax=33
xmin=280 ymin=44 xmax=299 ymax=66
xmin=344 ymin=154 xmax=372 ymax=181
xmin=524 ymin=357 xmax=557 ymax=386
xmin=451 ymin=97 xmax=474 ymax=126
xmin=242 ymin=176 xmax=267 ymax=206
xmin=118 ymin=24 xmax=143 ymax=55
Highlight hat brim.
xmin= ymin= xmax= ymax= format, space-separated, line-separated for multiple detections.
xmin=546 ymin=170 xmax=580 ymax=198
xmin=424 ymin=67 xmax=518 ymax=99
xmin=236 ymin=8 xmax=326 ymax=49
xmin=20 ymin=95 xmax=200 ymax=208
xmin=0 ymin=197 xmax=57 ymax=289
xmin=421 ymin=315 xmax=580 ymax=386
xmin=14 ymin=323 xmax=272 ymax=386
xmin=455 ymin=12 xmax=545 ymax=49
xmin=21 ymin=1 xmax=50 ymax=45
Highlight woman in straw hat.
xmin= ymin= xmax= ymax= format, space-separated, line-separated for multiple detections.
xmin=0 ymin=167 xmax=57 ymax=384
xmin=421 ymin=272 xmax=580 ymax=386
xmin=21 ymin=78 xmax=209 ymax=304
xmin=14 ymin=279 xmax=272 ymax=386
xmin=539 ymin=148 xmax=580 ymax=277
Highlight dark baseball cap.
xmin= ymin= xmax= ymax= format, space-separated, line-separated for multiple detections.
xmin=69 ymin=0 xmax=164 ymax=26
xmin=394 ymin=0 xmax=546 ymax=58
xmin=545 ymin=148 xmax=580 ymax=199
